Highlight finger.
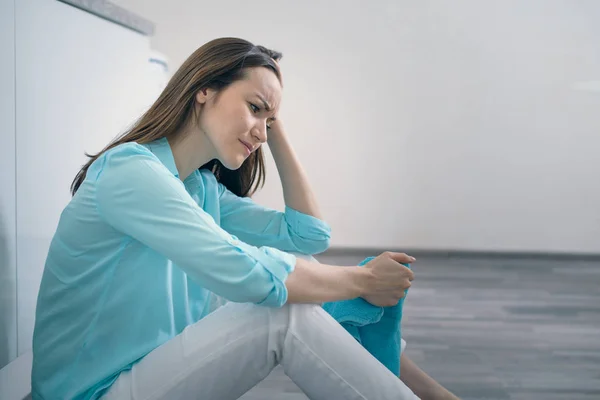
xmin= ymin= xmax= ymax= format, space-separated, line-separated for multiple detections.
xmin=396 ymin=279 xmax=411 ymax=291
xmin=386 ymin=252 xmax=416 ymax=264
xmin=385 ymin=299 xmax=399 ymax=307
xmin=404 ymin=267 xmax=415 ymax=281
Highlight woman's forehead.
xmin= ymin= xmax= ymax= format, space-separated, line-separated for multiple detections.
xmin=242 ymin=67 xmax=282 ymax=107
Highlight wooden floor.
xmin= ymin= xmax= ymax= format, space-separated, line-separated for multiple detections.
xmin=240 ymin=252 xmax=600 ymax=400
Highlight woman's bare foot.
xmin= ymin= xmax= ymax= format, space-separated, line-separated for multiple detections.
xmin=399 ymin=354 xmax=461 ymax=400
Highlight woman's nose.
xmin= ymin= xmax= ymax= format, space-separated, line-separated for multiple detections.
xmin=252 ymin=121 xmax=268 ymax=143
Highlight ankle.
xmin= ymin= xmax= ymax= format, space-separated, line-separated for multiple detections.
xmin=422 ymin=387 xmax=460 ymax=400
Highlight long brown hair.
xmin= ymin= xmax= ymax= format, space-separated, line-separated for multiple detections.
xmin=71 ymin=37 xmax=282 ymax=197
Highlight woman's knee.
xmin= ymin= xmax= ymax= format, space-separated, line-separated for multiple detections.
xmin=287 ymin=302 xmax=322 ymax=319
xmin=268 ymin=302 xmax=323 ymax=329
xmin=219 ymin=301 xmax=320 ymax=326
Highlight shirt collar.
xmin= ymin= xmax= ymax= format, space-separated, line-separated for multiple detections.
xmin=145 ymin=137 xmax=201 ymax=192
xmin=146 ymin=137 xmax=179 ymax=178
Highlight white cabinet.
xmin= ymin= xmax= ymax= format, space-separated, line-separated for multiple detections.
xmin=15 ymin=0 xmax=154 ymax=355
xmin=0 ymin=0 xmax=17 ymax=371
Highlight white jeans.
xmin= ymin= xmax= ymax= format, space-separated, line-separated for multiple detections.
xmin=102 ymin=300 xmax=418 ymax=400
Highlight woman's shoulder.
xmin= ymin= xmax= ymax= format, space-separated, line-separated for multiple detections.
xmin=102 ymin=141 xmax=155 ymax=161
xmin=87 ymin=142 xmax=159 ymax=180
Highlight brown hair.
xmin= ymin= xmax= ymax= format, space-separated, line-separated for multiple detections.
xmin=71 ymin=37 xmax=282 ymax=197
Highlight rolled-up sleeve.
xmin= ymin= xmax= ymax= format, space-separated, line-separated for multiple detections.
xmin=218 ymin=183 xmax=331 ymax=255
xmin=92 ymin=144 xmax=295 ymax=307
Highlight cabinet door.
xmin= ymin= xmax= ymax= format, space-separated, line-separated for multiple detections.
xmin=15 ymin=0 xmax=153 ymax=355
xmin=0 ymin=0 xmax=17 ymax=370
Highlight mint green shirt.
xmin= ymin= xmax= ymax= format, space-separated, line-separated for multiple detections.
xmin=31 ymin=138 xmax=331 ymax=399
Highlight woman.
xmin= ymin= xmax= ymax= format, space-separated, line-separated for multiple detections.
xmin=31 ymin=37 xmax=458 ymax=400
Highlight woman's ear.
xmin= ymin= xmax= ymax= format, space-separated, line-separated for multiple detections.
xmin=195 ymin=88 xmax=209 ymax=105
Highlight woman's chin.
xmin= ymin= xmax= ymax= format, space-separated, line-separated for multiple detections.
xmin=221 ymin=156 xmax=245 ymax=171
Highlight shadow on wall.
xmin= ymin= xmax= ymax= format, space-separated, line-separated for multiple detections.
xmin=0 ymin=207 xmax=16 ymax=369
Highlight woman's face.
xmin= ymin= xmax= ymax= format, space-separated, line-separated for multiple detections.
xmin=195 ymin=67 xmax=282 ymax=170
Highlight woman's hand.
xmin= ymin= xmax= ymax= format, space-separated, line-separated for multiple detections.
xmin=360 ymin=252 xmax=415 ymax=307
xmin=266 ymin=118 xmax=284 ymax=143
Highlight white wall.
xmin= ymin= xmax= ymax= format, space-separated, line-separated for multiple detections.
xmin=14 ymin=0 xmax=154 ymax=357
xmin=0 ymin=0 xmax=17 ymax=371
xmin=113 ymin=0 xmax=600 ymax=254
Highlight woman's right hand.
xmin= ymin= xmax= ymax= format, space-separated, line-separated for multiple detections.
xmin=360 ymin=252 xmax=415 ymax=307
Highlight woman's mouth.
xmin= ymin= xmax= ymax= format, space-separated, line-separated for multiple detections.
xmin=239 ymin=140 xmax=252 ymax=156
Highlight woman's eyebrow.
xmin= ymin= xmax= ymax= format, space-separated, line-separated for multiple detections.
xmin=255 ymin=94 xmax=272 ymax=112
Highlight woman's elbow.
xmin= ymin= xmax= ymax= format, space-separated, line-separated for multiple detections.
xmin=312 ymin=236 xmax=331 ymax=254
xmin=284 ymin=213 xmax=332 ymax=255
xmin=224 ymin=285 xmax=287 ymax=307
xmin=292 ymin=235 xmax=331 ymax=255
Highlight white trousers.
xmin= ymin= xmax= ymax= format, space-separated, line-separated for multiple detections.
xmin=102 ymin=300 xmax=418 ymax=400
xmin=104 ymin=252 xmax=417 ymax=400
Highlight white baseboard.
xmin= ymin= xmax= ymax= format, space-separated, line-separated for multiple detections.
xmin=322 ymin=246 xmax=600 ymax=261
xmin=0 ymin=351 xmax=32 ymax=400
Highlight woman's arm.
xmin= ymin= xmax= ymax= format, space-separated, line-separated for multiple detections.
xmin=285 ymin=258 xmax=365 ymax=304
xmin=94 ymin=145 xmax=298 ymax=307
xmin=267 ymin=120 xmax=323 ymax=220
xmin=286 ymin=252 xmax=415 ymax=307
xmin=217 ymin=183 xmax=330 ymax=255
xmin=93 ymin=145 xmax=410 ymax=308
xmin=216 ymin=121 xmax=329 ymax=254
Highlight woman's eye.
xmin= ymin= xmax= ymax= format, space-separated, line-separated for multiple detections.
xmin=250 ymin=103 xmax=260 ymax=113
